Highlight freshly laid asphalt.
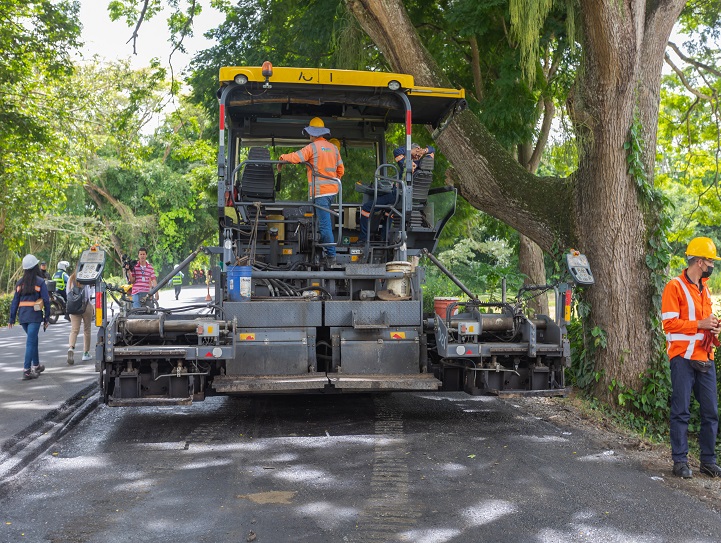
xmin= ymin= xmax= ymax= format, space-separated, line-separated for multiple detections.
xmin=0 ymin=284 xmax=211 ymax=482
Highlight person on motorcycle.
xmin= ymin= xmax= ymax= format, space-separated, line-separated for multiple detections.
xmin=53 ymin=261 xmax=70 ymax=303
xmin=39 ymin=261 xmax=49 ymax=279
xmin=53 ymin=261 xmax=71 ymax=320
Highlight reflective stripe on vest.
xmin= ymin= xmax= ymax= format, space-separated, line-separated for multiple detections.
xmin=172 ymin=275 xmax=182 ymax=285
xmin=668 ymin=276 xmax=699 ymax=358
xmin=17 ymin=284 xmax=42 ymax=308
xmin=17 ymin=285 xmax=41 ymax=293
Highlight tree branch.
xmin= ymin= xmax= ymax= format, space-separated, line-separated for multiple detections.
xmin=168 ymin=0 xmax=198 ymax=87
xmin=344 ymin=0 xmax=572 ymax=249
xmin=469 ymin=35 xmax=483 ymax=102
xmin=664 ymin=53 xmax=713 ymax=101
xmin=126 ymin=0 xmax=151 ymax=55
xmin=528 ymin=97 xmax=555 ymax=173
xmin=668 ymin=41 xmax=721 ymax=78
xmin=82 ymin=182 xmax=126 ymax=263
xmin=84 ymin=182 xmax=135 ymax=222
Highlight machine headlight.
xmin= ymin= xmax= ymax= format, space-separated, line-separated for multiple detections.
xmin=388 ymin=80 xmax=401 ymax=91
xmin=234 ymin=74 xmax=249 ymax=85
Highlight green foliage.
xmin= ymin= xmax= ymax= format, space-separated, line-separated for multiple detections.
xmin=0 ymin=0 xmax=82 ymax=248
xmin=678 ymin=3 xmax=721 ymax=51
xmin=0 ymin=293 xmax=12 ymax=327
xmin=187 ymin=0 xmax=364 ymax=123
xmin=0 ymin=56 xmax=219 ymax=288
xmin=439 ymin=0 xmax=577 ymax=149
xmin=421 ymin=234 xmax=524 ymax=313
xmin=509 ymin=0 xmax=554 ymax=86
xmin=655 ymin=53 xmax=721 ymax=289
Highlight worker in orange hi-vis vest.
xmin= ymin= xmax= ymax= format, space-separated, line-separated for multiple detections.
xmin=662 ymin=236 xmax=721 ymax=479
xmin=278 ymin=117 xmax=344 ymax=265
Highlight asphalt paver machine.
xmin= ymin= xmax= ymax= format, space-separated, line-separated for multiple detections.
xmin=93 ymin=64 xmax=593 ymax=405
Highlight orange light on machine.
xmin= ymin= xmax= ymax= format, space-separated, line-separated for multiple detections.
xmin=95 ymin=291 xmax=103 ymax=327
xmin=261 ymin=61 xmax=273 ymax=89
xmin=563 ymin=289 xmax=572 ymax=322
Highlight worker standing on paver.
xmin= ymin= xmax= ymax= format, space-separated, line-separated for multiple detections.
xmin=278 ymin=117 xmax=344 ymax=266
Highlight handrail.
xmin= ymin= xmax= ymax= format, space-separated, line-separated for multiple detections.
xmin=360 ymin=163 xmax=407 ymax=259
xmin=307 ymin=170 xmax=343 ymax=258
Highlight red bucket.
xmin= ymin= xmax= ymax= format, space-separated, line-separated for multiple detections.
xmin=434 ymin=297 xmax=459 ymax=319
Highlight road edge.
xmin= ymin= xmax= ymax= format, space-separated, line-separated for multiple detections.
xmin=0 ymin=383 xmax=100 ymax=485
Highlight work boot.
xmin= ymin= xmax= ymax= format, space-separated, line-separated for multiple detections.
xmin=700 ymin=463 xmax=721 ymax=477
xmin=32 ymin=364 xmax=45 ymax=374
xmin=67 ymin=349 xmax=74 ymax=365
xmin=673 ymin=462 xmax=693 ymax=479
xmin=324 ymin=255 xmax=337 ymax=267
xmin=22 ymin=370 xmax=38 ymax=380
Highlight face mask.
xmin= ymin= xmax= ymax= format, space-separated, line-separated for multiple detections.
xmin=702 ymin=265 xmax=714 ymax=279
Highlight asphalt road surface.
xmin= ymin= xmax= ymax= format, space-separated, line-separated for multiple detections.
xmin=2 ymin=390 xmax=721 ymax=542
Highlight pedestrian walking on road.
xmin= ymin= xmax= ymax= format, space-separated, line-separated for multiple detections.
xmin=66 ymin=271 xmax=94 ymax=365
xmin=8 ymin=254 xmax=51 ymax=380
xmin=662 ymin=236 xmax=721 ymax=479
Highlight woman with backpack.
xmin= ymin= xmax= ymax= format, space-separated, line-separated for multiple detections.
xmin=8 ymin=254 xmax=51 ymax=380
xmin=66 ymin=270 xmax=94 ymax=365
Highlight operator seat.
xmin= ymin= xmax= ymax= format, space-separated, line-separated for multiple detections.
xmin=240 ymin=147 xmax=276 ymax=202
xmin=408 ymin=155 xmax=434 ymax=228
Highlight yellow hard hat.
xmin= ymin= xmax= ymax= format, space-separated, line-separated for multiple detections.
xmin=329 ymin=138 xmax=341 ymax=150
xmin=686 ymin=237 xmax=721 ymax=260
xmin=303 ymin=117 xmax=330 ymax=137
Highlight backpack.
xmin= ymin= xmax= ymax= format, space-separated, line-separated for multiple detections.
xmin=66 ymin=285 xmax=88 ymax=315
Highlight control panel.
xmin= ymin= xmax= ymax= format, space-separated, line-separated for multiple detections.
xmin=566 ymin=250 xmax=594 ymax=286
xmin=76 ymin=247 xmax=106 ymax=285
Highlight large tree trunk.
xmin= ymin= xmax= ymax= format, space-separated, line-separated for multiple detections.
xmin=519 ymin=234 xmax=549 ymax=316
xmin=345 ymin=0 xmax=686 ymax=402
xmin=572 ymin=1 xmax=686 ymax=400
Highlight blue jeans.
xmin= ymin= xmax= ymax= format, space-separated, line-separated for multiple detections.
xmin=21 ymin=322 xmax=41 ymax=371
xmin=670 ymin=355 xmax=719 ymax=463
xmin=359 ymin=190 xmax=397 ymax=240
xmin=315 ymin=195 xmax=336 ymax=257
xmin=132 ymin=293 xmax=146 ymax=308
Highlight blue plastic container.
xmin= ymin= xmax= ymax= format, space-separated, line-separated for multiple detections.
xmin=227 ymin=266 xmax=252 ymax=301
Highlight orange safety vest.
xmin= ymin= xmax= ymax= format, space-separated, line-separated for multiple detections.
xmin=280 ymin=138 xmax=344 ymax=198
xmin=661 ymin=271 xmax=714 ymax=361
